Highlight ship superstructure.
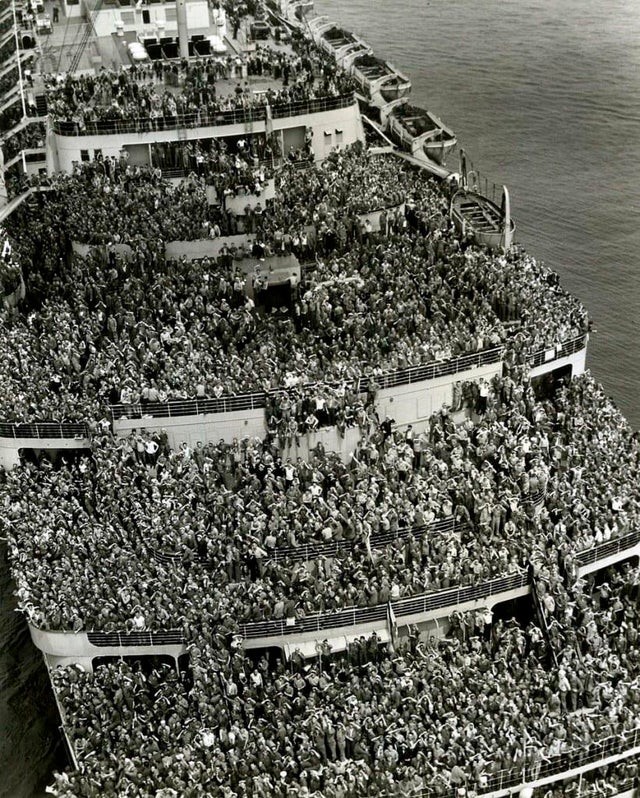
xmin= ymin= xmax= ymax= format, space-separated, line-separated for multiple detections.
xmin=0 ymin=1 xmax=639 ymax=797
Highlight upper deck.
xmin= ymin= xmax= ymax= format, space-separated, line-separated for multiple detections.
xmin=12 ymin=1 xmax=363 ymax=170
xmin=32 ymin=0 xmax=228 ymax=76
xmin=35 ymin=5 xmax=353 ymax=121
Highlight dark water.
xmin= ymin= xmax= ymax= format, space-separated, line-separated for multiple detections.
xmin=2 ymin=0 xmax=640 ymax=793
xmin=0 ymin=542 xmax=65 ymax=798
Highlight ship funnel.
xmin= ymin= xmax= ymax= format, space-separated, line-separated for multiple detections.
xmin=501 ymin=185 xmax=513 ymax=252
xmin=176 ymin=0 xmax=189 ymax=58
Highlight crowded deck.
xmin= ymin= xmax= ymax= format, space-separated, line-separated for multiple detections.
xmin=1 ymin=0 xmax=639 ymax=796
xmin=0 ymin=146 xmax=588 ymax=426
xmin=3 ymin=133 xmax=639 ymax=795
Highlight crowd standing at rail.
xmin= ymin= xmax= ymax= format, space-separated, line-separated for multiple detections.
xmin=43 ymin=35 xmax=356 ymax=133
xmin=5 ymin=373 xmax=639 ymax=633
xmin=0 ymin=146 xmax=588 ymax=425
xmin=1 ymin=120 xmax=45 ymax=162
xmin=46 ymin=564 xmax=640 ymax=797
xmin=151 ymin=135 xmax=278 ymax=202
xmin=537 ymin=760 xmax=640 ymax=798
xmin=0 ymin=33 xmax=630 ymax=792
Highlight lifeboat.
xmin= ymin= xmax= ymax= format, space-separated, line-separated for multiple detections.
xmin=311 ymin=20 xmax=371 ymax=63
xmin=383 ymin=99 xmax=456 ymax=165
xmin=348 ymin=52 xmax=411 ymax=107
xmin=279 ymin=0 xmax=314 ymax=24
xmin=450 ymin=186 xmax=515 ymax=252
xmin=290 ymin=1 xmax=314 ymax=20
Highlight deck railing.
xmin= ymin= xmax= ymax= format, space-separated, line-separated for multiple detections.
xmin=52 ymin=107 xmax=268 ymax=136
xmin=575 ymin=528 xmax=640 ymax=568
xmin=109 ymin=347 xmax=502 ymax=421
xmin=528 ymin=333 xmax=587 ymax=369
xmin=391 ymin=572 xmax=527 ymax=620
xmin=153 ymin=488 xmax=546 ymax=567
xmin=51 ymin=94 xmax=355 ymax=137
xmin=359 ymin=346 xmax=502 ymax=391
xmin=151 ymin=516 xmax=462 ymax=567
xmin=86 ymin=629 xmax=184 ymax=647
xmin=70 ymin=571 xmax=527 ymax=645
xmin=267 ymin=515 xmax=459 ymax=564
xmin=110 ymin=391 xmax=267 ymax=421
xmin=0 ymin=421 xmax=89 ymax=439
xmin=500 ymin=727 xmax=640 ymax=793
xmin=412 ymin=724 xmax=640 ymax=798
xmin=240 ymin=602 xmax=389 ymax=639
xmin=269 ymin=93 xmax=355 ymax=118
xmin=108 ymin=334 xmax=588 ymax=423
xmin=239 ymin=570 xmax=527 ymax=639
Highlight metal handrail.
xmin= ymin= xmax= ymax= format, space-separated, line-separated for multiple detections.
xmin=86 ymin=629 xmax=184 ymax=647
xmin=108 ymin=335 xmax=588 ymax=423
xmin=150 ymin=516 xmax=463 ymax=567
xmin=241 ymin=602 xmax=389 ymax=639
xmin=409 ymin=725 xmax=640 ymax=798
xmin=269 ymin=93 xmax=355 ymax=119
xmin=360 ymin=345 xmax=503 ymax=391
xmin=52 ymin=107 xmax=268 ymax=136
xmin=232 ymin=521 xmax=631 ymax=639
xmin=51 ymin=94 xmax=355 ymax=137
xmin=528 ymin=333 xmax=587 ymax=369
xmin=109 ymin=347 xmax=502 ymax=421
xmin=390 ymin=572 xmax=528 ymax=619
xmin=0 ymin=331 xmax=587 ymax=445
xmin=110 ymin=391 xmax=267 ymax=421
xmin=0 ymin=421 xmax=89 ymax=439
xmin=575 ymin=528 xmax=640 ymax=568
xmin=239 ymin=570 xmax=528 ymax=639
xmin=65 ymin=571 xmax=527 ymax=645
xmin=268 ymin=515 xmax=460 ymax=564
xmin=379 ymin=726 xmax=640 ymax=798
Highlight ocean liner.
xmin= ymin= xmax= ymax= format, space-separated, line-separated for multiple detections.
xmin=1 ymin=0 xmax=640 ymax=796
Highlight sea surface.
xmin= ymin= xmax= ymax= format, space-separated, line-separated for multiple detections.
xmin=2 ymin=0 xmax=640 ymax=794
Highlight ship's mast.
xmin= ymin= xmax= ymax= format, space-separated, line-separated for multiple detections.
xmin=176 ymin=0 xmax=189 ymax=58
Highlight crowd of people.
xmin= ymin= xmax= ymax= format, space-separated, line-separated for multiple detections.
xmin=0 ymin=225 xmax=23 ymax=299
xmin=0 ymin=145 xmax=589 ymax=425
xmin=0 ymin=35 xmax=15 ymax=68
xmin=267 ymin=143 xmax=410 ymax=218
xmin=44 ymin=33 xmax=355 ymax=132
xmin=0 ymin=5 xmax=632 ymax=797
xmin=5 ymin=372 xmax=640 ymax=633
xmin=187 ymin=138 xmax=275 ymax=204
xmin=0 ymin=94 xmax=21 ymax=135
xmin=150 ymin=132 xmax=279 ymax=199
xmin=0 ymin=63 xmax=18 ymax=103
xmin=45 ymin=563 xmax=640 ymax=797
xmin=2 ymin=120 xmax=46 ymax=163
xmin=537 ymin=760 xmax=640 ymax=798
